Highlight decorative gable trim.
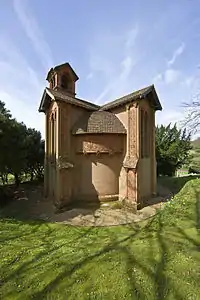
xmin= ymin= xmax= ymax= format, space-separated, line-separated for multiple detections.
xmin=39 ymin=85 xmax=162 ymax=113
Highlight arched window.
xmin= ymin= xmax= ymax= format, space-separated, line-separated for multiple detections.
xmin=144 ymin=111 xmax=149 ymax=157
xmin=50 ymin=112 xmax=56 ymax=159
xmin=61 ymin=73 xmax=72 ymax=90
xmin=50 ymin=76 xmax=55 ymax=89
xmin=52 ymin=77 xmax=55 ymax=88
xmin=140 ymin=109 xmax=145 ymax=158
xmin=51 ymin=114 xmax=55 ymax=157
xmin=140 ymin=109 xmax=149 ymax=158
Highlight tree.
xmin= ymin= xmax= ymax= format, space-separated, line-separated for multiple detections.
xmin=7 ymin=120 xmax=28 ymax=185
xmin=24 ymin=128 xmax=44 ymax=181
xmin=0 ymin=100 xmax=11 ymax=119
xmin=182 ymin=96 xmax=200 ymax=135
xmin=0 ymin=101 xmax=12 ymax=184
xmin=156 ymin=123 xmax=192 ymax=176
xmin=189 ymin=138 xmax=200 ymax=172
xmin=0 ymin=100 xmax=44 ymax=186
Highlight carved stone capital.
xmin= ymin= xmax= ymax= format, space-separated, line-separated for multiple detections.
xmin=127 ymin=101 xmax=138 ymax=110
xmin=108 ymin=149 xmax=113 ymax=156
xmin=57 ymin=156 xmax=74 ymax=170
xmin=123 ymin=155 xmax=138 ymax=171
xmin=132 ymin=101 xmax=138 ymax=108
xmin=96 ymin=150 xmax=100 ymax=156
xmin=126 ymin=103 xmax=131 ymax=110
xmin=83 ymin=149 xmax=88 ymax=155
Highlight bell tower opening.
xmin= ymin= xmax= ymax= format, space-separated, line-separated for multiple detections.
xmin=46 ymin=62 xmax=79 ymax=97
xmin=61 ymin=73 xmax=72 ymax=91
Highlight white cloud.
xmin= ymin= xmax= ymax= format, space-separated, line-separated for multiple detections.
xmin=184 ymin=76 xmax=194 ymax=87
xmin=88 ymin=25 xmax=139 ymax=103
xmin=152 ymin=42 xmax=185 ymax=86
xmin=95 ymin=54 xmax=136 ymax=103
xmin=153 ymin=73 xmax=163 ymax=84
xmin=0 ymin=91 xmax=44 ymax=135
xmin=86 ymin=72 xmax=94 ymax=80
xmin=182 ymin=73 xmax=200 ymax=90
xmin=153 ymin=69 xmax=181 ymax=85
xmin=164 ymin=69 xmax=180 ymax=84
xmin=0 ymin=0 xmax=55 ymax=138
xmin=125 ymin=26 xmax=139 ymax=50
xmin=96 ymin=84 xmax=115 ymax=103
xmin=156 ymin=109 xmax=184 ymax=127
xmin=13 ymin=0 xmax=53 ymax=70
xmin=0 ymin=36 xmax=45 ymax=137
xmin=167 ymin=43 xmax=185 ymax=66
xmin=119 ymin=56 xmax=133 ymax=81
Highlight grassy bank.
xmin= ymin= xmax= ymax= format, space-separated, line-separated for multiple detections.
xmin=0 ymin=178 xmax=200 ymax=299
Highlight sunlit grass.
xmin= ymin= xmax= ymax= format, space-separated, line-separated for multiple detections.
xmin=0 ymin=178 xmax=200 ymax=299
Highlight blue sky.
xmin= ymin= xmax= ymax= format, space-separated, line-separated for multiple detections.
xmin=0 ymin=0 xmax=200 ymax=137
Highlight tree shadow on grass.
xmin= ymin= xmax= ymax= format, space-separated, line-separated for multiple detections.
xmin=0 ymin=216 xmax=188 ymax=300
xmin=0 ymin=181 xmax=104 ymax=229
xmin=0 ymin=219 xmax=47 ymax=243
xmin=153 ymin=213 xmax=169 ymax=300
xmin=195 ymin=190 xmax=200 ymax=230
xmin=30 ymin=224 xmax=150 ymax=299
xmin=158 ymin=175 xmax=200 ymax=194
xmin=144 ymin=175 xmax=200 ymax=209
xmin=1 ymin=184 xmax=200 ymax=299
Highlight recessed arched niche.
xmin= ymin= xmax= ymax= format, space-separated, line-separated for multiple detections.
xmin=61 ymin=73 xmax=72 ymax=91
xmin=71 ymin=111 xmax=127 ymax=201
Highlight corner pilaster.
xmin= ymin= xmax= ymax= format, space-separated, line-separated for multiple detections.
xmin=151 ymin=110 xmax=157 ymax=195
xmin=44 ymin=111 xmax=49 ymax=197
xmin=55 ymin=102 xmax=73 ymax=208
xmin=123 ymin=102 xmax=139 ymax=211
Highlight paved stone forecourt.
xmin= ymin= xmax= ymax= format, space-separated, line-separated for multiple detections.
xmin=1 ymin=184 xmax=172 ymax=227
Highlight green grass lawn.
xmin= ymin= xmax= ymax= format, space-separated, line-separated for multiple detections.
xmin=158 ymin=174 xmax=200 ymax=194
xmin=0 ymin=178 xmax=200 ymax=299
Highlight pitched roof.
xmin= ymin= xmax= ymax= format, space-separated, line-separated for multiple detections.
xmin=39 ymin=84 xmax=162 ymax=113
xmin=72 ymin=111 xmax=126 ymax=134
xmin=99 ymin=85 xmax=162 ymax=111
xmin=46 ymin=62 xmax=79 ymax=81
xmin=39 ymin=88 xmax=100 ymax=112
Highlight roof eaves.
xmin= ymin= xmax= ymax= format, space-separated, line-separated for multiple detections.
xmin=53 ymin=94 xmax=99 ymax=111
xmin=138 ymin=85 xmax=153 ymax=99
xmin=73 ymin=97 xmax=100 ymax=110
xmin=46 ymin=68 xmax=54 ymax=81
xmin=99 ymin=87 xmax=150 ymax=111
xmin=100 ymin=85 xmax=162 ymax=111
xmin=45 ymin=88 xmax=55 ymax=100
xmin=46 ymin=87 xmax=100 ymax=111
xmin=139 ymin=85 xmax=162 ymax=111
xmin=38 ymin=88 xmax=54 ymax=112
xmin=99 ymin=94 xmax=137 ymax=111
xmin=54 ymin=63 xmax=79 ymax=81
xmin=152 ymin=86 xmax=162 ymax=111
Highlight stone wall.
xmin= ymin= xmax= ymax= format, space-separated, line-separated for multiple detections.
xmin=71 ymin=134 xmax=126 ymax=202
xmin=137 ymin=96 xmax=156 ymax=204
xmin=74 ymin=134 xmax=124 ymax=154
xmin=110 ymin=96 xmax=156 ymax=208
xmin=110 ymin=103 xmax=138 ymax=210
xmin=44 ymin=95 xmax=156 ymax=209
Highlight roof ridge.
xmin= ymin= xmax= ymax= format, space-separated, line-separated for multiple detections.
xmin=46 ymin=87 xmax=100 ymax=109
xmin=100 ymin=84 xmax=154 ymax=109
xmin=102 ymin=85 xmax=153 ymax=105
xmin=41 ymin=83 xmax=162 ymax=113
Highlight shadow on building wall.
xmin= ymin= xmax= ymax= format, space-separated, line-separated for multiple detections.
xmin=72 ymin=153 xmax=100 ymax=210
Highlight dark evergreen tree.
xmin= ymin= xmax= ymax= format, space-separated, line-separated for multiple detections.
xmin=156 ymin=123 xmax=192 ymax=176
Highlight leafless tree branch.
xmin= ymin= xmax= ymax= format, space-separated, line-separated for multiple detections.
xmin=181 ymin=94 xmax=200 ymax=135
